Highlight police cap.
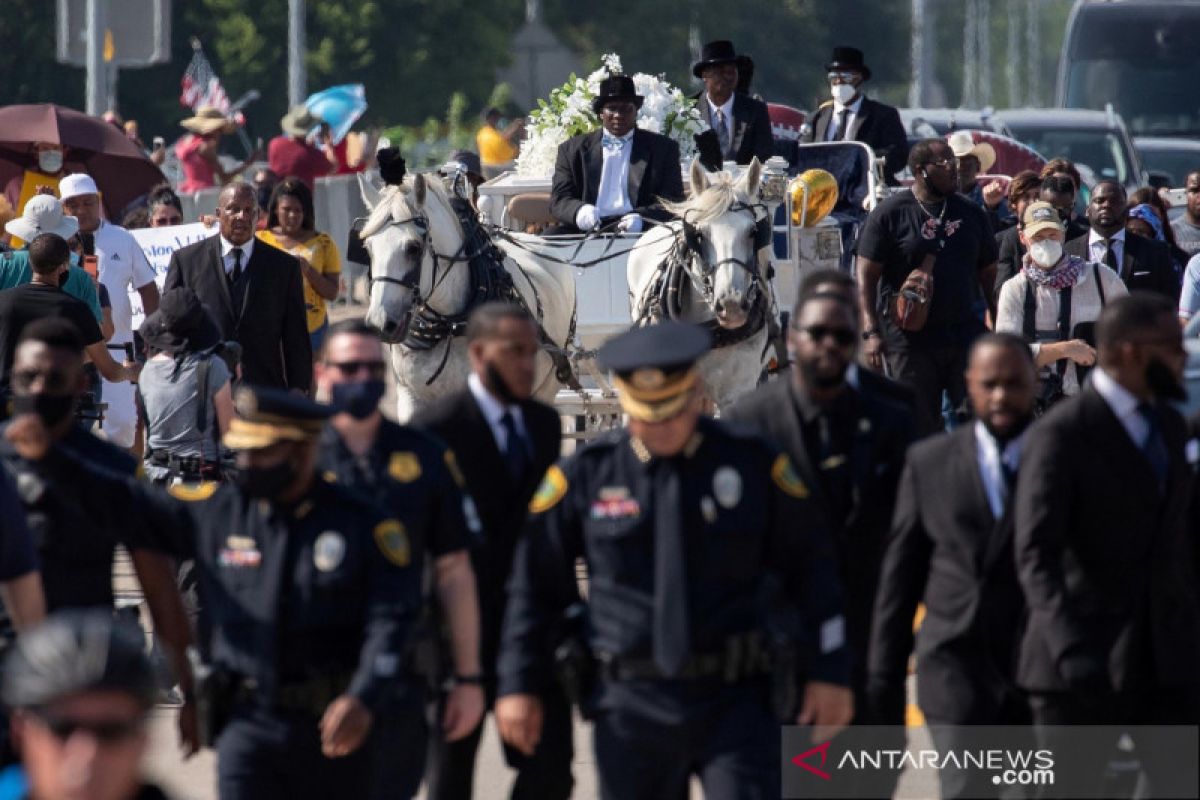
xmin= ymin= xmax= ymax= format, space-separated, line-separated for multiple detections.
xmin=223 ymin=385 xmax=333 ymax=450
xmin=598 ymin=322 xmax=711 ymax=422
xmin=3 ymin=610 xmax=157 ymax=711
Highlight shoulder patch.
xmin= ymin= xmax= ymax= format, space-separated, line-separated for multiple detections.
xmin=771 ymin=453 xmax=809 ymax=499
xmin=388 ymin=452 xmax=422 ymax=483
xmin=443 ymin=449 xmax=466 ymax=488
xmin=167 ymin=481 xmax=219 ymax=502
xmin=374 ymin=519 xmax=411 ymax=567
xmin=529 ymin=465 xmax=568 ymax=514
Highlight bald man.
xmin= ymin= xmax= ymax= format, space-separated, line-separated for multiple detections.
xmin=163 ymin=183 xmax=311 ymax=391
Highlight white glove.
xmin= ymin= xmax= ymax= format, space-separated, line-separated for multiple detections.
xmin=574 ymin=204 xmax=600 ymax=231
xmin=617 ymin=213 xmax=643 ymax=233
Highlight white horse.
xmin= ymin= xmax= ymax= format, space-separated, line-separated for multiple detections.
xmin=626 ymin=158 xmax=774 ymax=411
xmin=359 ymin=174 xmax=576 ymax=420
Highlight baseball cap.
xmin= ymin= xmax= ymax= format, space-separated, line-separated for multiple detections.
xmin=58 ymin=173 xmax=99 ymax=201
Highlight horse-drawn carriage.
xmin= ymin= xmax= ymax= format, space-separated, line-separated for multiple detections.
xmin=357 ymin=141 xmax=885 ymax=438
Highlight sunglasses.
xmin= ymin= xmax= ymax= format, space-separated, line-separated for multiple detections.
xmin=601 ymin=103 xmax=637 ymax=115
xmin=925 ymin=158 xmax=956 ymax=170
xmin=827 ymin=71 xmax=860 ymax=82
xmin=327 ymin=360 xmax=386 ymax=378
xmin=35 ymin=712 xmax=143 ymax=744
xmin=797 ymin=325 xmax=857 ymax=347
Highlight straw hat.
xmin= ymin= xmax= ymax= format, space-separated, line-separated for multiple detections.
xmin=180 ymin=106 xmax=237 ymax=136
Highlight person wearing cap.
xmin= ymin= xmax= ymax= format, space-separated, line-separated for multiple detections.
xmin=495 ymin=321 xmax=853 ymax=799
xmin=0 ymin=611 xmax=172 ymax=800
xmin=268 ymin=105 xmax=337 ymax=191
xmin=800 ymin=46 xmax=908 ymax=185
xmin=690 ymin=41 xmax=773 ymax=166
xmin=997 ymin=201 xmax=1127 ymax=403
xmin=314 ymin=319 xmax=484 ymax=800
xmin=148 ymin=384 xmax=419 ymax=799
xmin=0 ymin=196 xmax=102 ymax=324
xmin=547 ymin=74 xmax=685 ymax=235
xmin=175 ymin=107 xmax=257 ymax=195
xmin=947 ymin=130 xmax=1007 ymax=228
xmin=137 ymin=287 xmax=234 ymax=484
xmin=59 ymin=173 xmax=160 ymax=452
xmin=477 ymin=108 xmax=524 ymax=181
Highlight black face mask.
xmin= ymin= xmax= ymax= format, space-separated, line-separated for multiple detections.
xmin=483 ymin=362 xmax=520 ymax=404
xmin=797 ymin=356 xmax=847 ymax=391
xmin=236 ymin=460 xmax=295 ymax=499
xmin=11 ymin=393 xmax=75 ymax=428
xmin=1146 ymin=357 xmax=1187 ymax=402
xmin=331 ymin=380 xmax=386 ymax=420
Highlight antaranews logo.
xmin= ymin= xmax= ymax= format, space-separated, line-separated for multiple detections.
xmin=790 ymin=741 xmax=832 ymax=781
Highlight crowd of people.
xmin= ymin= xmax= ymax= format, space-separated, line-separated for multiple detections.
xmin=0 ymin=35 xmax=1196 ymax=800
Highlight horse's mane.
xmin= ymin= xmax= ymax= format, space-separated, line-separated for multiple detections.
xmin=661 ymin=172 xmax=748 ymax=227
xmin=360 ymin=177 xmax=454 ymax=239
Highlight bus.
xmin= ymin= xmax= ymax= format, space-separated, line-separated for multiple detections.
xmin=1056 ymin=0 xmax=1200 ymax=139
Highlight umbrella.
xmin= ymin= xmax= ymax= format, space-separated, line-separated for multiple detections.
xmin=305 ymin=84 xmax=367 ymax=145
xmin=0 ymin=103 xmax=166 ymax=219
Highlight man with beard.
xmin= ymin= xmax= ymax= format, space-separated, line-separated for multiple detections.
xmin=1015 ymin=292 xmax=1200 ymax=795
xmin=413 ymin=303 xmax=568 ymax=800
xmin=868 ymin=334 xmax=1037 ymax=799
xmin=856 ymin=138 xmax=998 ymax=434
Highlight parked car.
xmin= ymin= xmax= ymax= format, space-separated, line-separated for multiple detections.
xmin=1133 ymin=137 xmax=1200 ymax=188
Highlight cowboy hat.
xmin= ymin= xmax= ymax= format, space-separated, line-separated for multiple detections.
xmin=281 ymin=105 xmax=322 ymax=138
xmin=947 ymin=130 xmax=997 ymax=173
xmin=692 ymin=40 xmax=740 ymax=78
xmin=825 ymin=46 xmax=872 ymax=81
xmin=592 ymin=75 xmax=644 ymax=115
xmin=4 ymin=195 xmax=78 ymax=242
xmin=180 ymin=106 xmax=237 ymax=136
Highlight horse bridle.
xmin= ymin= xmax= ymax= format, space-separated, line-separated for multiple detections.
xmin=680 ymin=201 xmax=771 ymax=305
xmin=366 ymin=211 xmax=477 ymax=305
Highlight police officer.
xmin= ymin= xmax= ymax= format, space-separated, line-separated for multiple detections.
xmin=158 ymin=386 xmax=420 ymax=799
xmin=494 ymin=322 xmax=854 ymax=799
xmin=314 ymin=319 xmax=485 ymax=799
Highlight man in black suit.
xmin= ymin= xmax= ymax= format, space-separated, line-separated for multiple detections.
xmin=869 ymin=333 xmax=1037 ymax=799
xmin=547 ymin=75 xmax=685 ymax=235
xmin=690 ymin=41 xmax=773 ymax=166
xmin=801 ymin=46 xmax=909 ymax=185
xmin=163 ymin=182 xmax=311 ymax=392
xmin=1064 ymin=179 xmax=1179 ymax=300
xmin=414 ymin=302 xmax=569 ymax=800
xmin=1016 ymin=292 xmax=1200 ymax=795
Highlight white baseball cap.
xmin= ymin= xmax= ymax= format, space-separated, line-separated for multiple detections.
xmin=4 ymin=195 xmax=79 ymax=242
xmin=58 ymin=173 xmax=99 ymax=201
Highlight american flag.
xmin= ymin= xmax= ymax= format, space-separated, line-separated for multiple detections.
xmin=180 ymin=41 xmax=230 ymax=112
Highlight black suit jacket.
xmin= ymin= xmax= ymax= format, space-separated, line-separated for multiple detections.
xmin=692 ymin=92 xmax=774 ymax=165
xmin=163 ymin=236 xmax=311 ymax=391
xmin=994 ymin=225 xmax=1025 ymax=301
xmin=1015 ymin=386 xmax=1200 ymax=694
xmin=549 ymin=129 xmax=685 ymax=229
xmin=869 ymin=425 xmax=1027 ymax=725
xmin=413 ymin=388 xmax=560 ymax=677
xmin=1064 ymin=230 xmax=1180 ymax=300
xmin=801 ymin=97 xmax=909 ymax=185
xmin=726 ymin=377 xmax=914 ymax=710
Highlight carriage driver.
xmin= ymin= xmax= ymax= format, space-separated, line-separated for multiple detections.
xmin=546 ymin=75 xmax=685 ymax=235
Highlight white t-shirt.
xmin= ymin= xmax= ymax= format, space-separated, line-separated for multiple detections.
xmin=93 ymin=220 xmax=156 ymax=344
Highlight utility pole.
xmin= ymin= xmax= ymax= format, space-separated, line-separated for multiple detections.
xmin=287 ymin=0 xmax=306 ymax=107
xmin=978 ymin=0 xmax=992 ymax=107
xmin=910 ymin=0 xmax=926 ymax=107
xmin=85 ymin=0 xmax=106 ymax=115
xmin=1006 ymin=0 xmax=1021 ymax=107
xmin=1026 ymin=0 xmax=1040 ymax=105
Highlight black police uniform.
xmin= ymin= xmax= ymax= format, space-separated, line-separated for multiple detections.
xmin=317 ymin=420 xmax=477 ymax=798
xmin=498 ymin=417 xmax=850 ymax=799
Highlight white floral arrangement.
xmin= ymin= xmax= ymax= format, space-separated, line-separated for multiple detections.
xmin=515 ymin=53 xmax=706 ymax=177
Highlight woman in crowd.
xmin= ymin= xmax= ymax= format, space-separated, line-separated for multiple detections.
xmin=148 ymin=184 xmax=185 ymax=228
xmin=175 ymin=107 xmax=257 ymax=194
xmin=1127 ymin=188 xmax=1189 ymax=270
xmin=256 ymin=177 xmax=341 ymax=355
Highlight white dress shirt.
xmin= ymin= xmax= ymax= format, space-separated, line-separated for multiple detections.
xmin=467 ymin=371 xmax=528 ymax=453
xmin=826 ymin=96 xmax=864 ymax=142
xmin=1090 ymin=367 xmax=1149 ymax=448
xmin=220 ymin=235 xmax=255 ymax=278
xmin=1088 ymin=228 xmax=1125 ymax=269
xmin=595 ymin=129 xmax=635 ymax=219
xmin=707 ymin=93 xmax=736 ymax=154
xmin=974 ymin=421 xmax=1026 ymax=519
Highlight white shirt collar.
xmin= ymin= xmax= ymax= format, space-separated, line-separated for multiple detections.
xmin=974 ymin=420 xmax=1027 ymax=517
xmin=1090 ymin=367 xmax=1150 ymax=447
xmin=974 ymin=420 xmax=1025 ymax=469
xmin=833 ymin=95 xmax=864 ymax=115
xmin=220 ymin=235 xmax=255 ymax=261
xmin=467 ymin=371 xmax=524 ymax=431
xmin=707 ymin=93 xmax=736 ymax=123
xmin=1088 ymin=228 xmax=1125 ymax=247
xmin=601 ymin=128 xmax=635 ymax=145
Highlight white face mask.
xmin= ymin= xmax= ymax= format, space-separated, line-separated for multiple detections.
xmin=1028 ymin=239 xmax=1063 ymax=269
xmin=38 ymin=149 xmax=63 ymax=174
xmin=831 ymin=83 xmax=857 ymax=105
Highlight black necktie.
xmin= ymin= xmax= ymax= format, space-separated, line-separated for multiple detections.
xmin=652 ymin=458 xmax=689 ymax=677
xmin=834 ymin=108 xmax=850 ymax=141
xmin=1136 ymin=403 xmax=1170 ymax=488
xmin=1103 ymin=239 xmax=1120 ymax=276
xmin=500 ymin=411 xmax=530 ymax=482
xmin=229 ymin=247 xmax=244 ymax=286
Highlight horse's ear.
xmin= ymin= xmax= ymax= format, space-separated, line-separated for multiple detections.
xmin=358 ymin=171 xmax=382 ymax=211
xmin=413 ymin=173 xmax=427 ymax=207
xmin=689 ymin=157 xmax=709 ymax=196
xmin=736 ymin=157 xmax=764 ymax=198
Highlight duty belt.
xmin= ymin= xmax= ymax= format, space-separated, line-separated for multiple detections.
xmin=598 ymin=631 xmax=772 ymax=683
xmin=147 ymin=451 xmax=222 ymax=481
xmin=235 ymin=672 xmax=353 ymax=716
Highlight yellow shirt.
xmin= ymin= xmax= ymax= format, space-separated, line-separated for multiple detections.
xmin=257 ymin=229 xmax=341 ymax=332
xmin=477 ymin=124 xmax=518 ymax=166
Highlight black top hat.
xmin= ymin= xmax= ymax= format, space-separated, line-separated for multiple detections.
xmin=825 ymin=46 xmax=871 ymax=80
xmin=693 ymin=40 xmax=740 ymax=78
xmin=592 ymin=75 xmax=644 ymax=115
xmin=139 ymin=286 xmax=222 ymax=355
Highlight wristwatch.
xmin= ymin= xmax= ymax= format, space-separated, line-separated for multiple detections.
xmin=862 ymin=329 xmax=880 ymax=341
